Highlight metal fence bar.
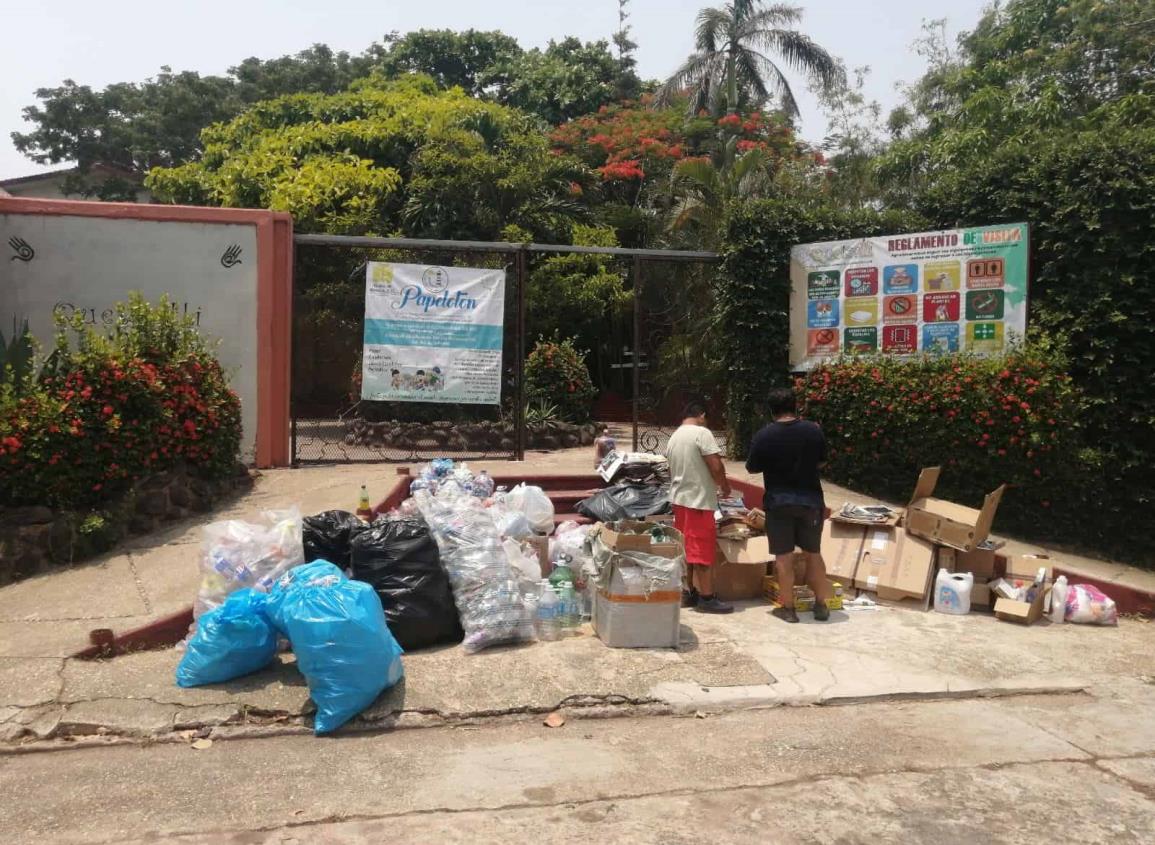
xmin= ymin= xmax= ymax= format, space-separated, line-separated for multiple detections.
xmin=632 ymin=255 xmax=642 ymax=453
xmin=293 ymin=233 xmax=719 ymax=262
xmin=515 ymin=246 xmax=528 ymax=461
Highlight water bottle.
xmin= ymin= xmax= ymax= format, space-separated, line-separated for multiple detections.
xmin=535 ymin=579 xmax=560 ymax=641
xmin=1049 ymin=575 xmax=1068 ymax=623
xmin=549 ymin=555 xmax=576 ymax=590
xmin=559 ymin=581 xmax=579 ymax=628
xmin=474 ymin=471 xmax=495 ymax=498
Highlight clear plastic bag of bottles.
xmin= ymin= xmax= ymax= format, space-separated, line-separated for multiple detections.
xmin=194 ymin=508 xmax=305 ymax=620
xmin=413 ymin=487 xmax=535 ymax=653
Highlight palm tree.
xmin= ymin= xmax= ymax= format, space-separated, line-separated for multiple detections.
xmin=656 ymin=1 xmax=843 ymax=117
xmin=668 ymin=136 xmax=774 ymax=249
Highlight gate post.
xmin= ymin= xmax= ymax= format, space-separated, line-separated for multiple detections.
xmin=514 ymin=245 xmax=528 ymax=461
xmin=632 ymin=255 xmax=642 ymax=452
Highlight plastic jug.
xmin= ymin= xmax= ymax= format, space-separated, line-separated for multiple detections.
xmin=1049 ymin=575 xmax=1068 ymax=623
xmin=934 ymin=568 xmax=973 ymax=615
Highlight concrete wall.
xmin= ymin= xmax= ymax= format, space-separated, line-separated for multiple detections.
xmin=1 ymin=212 xmax=261 ymax=460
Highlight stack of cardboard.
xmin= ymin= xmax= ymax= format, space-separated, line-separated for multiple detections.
xmin=823 ymin=466 xmax=1008 ymax=612
xmin=937 ymin=540 xmax=1003 ymax=609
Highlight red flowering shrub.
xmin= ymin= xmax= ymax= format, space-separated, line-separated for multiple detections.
xmin=794 ymin=345 xmax=1097 ymax=544
xmin=0 ymin=296 xmax=241 ymax=510
xmin=524 ymin=337 xmax=597 ymax=423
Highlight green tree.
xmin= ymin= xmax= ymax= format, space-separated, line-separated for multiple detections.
xmin=376 ymin=29 xmax=523 ymax=97
xmin=146 ymin=77 xmax=588 ymax=241
xmin=496 ymin=38 xmax=623 ymax=125
xmin=670 ymin=136 xmax=775 ymax=248
xmin=873 ymin=0 xmax=1155 ymax=555
xmin=656 ymin=1 xmax=842 ymax=116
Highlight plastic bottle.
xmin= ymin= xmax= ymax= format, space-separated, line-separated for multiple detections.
xmin=559 ymin=581 xmax=579 ymax=628
xmin=549 ymin=555 xmax=576 ymax=590
xmin=1049 ymin=575 xmax=1068 ymax=623
xmin=356 ymin=484 xmax=373 ymax=521
xmin=535 ymin=579 xmax=560 ymax=641
xmin=474 ymin=470 xmax=495 ymax=498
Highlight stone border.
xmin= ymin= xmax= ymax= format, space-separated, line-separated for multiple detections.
xmin=0 ymin=462 xmax=253 ymax=586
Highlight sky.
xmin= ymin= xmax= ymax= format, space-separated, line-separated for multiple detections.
xmin=0 ymin=0 xmax=992 ymax=180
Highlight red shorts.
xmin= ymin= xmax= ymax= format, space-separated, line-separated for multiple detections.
xmin=673 ymin=504 xmax=716 ymax=566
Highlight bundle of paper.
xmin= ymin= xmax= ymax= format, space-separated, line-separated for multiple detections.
xmin=837 ymin=503 xmax=900 ymax=525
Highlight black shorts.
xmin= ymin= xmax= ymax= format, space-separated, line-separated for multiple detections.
xmin=766 ymin=505 xmax=822 ymax=556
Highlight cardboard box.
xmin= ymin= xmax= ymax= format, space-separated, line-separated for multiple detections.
xmin=600 ymin=521 xmax=682 ymax=558
xmin=855 ymin=527 xmax=937 ymax=604
xmin=643 ymin=513 xmax=675 ymax=525
xmin=970 ymin=580 xmax=993 ymax=609
xmin=939 ymin=539 xmax=1005 ymax=579
xmin=994 ymin=585 xmax=1050 ymax=625
xmin=713 ymin=536 xmax=772 ymax=601
xmin=594 ymin=559 xmax=682 ymax=648
xmin=821 ymin=521 xmax=866 ymax=584
xmin=1003 ymin=553 xmax=1051 ymax=582
xmin=525 ymin=535 xmax=551 ymax=578
xmin=905 ymin=467 xmax=1006 ymax=552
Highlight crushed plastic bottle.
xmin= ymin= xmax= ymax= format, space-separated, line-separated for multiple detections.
xmin=473 ymin=470 xmax=495 ymax=498
xmin=558 ymin=581 xmax=580 ymax=628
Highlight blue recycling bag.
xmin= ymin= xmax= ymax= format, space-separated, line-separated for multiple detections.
xmin=271 ymin=559 xmax=405 ymax=735
xmin=175 ymin=589 xmax=278 ymax=687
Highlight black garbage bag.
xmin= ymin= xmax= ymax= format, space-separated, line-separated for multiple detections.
xmin=350 ymin=517 xmax=463 ymax=651
xmin=302 ymin=510 xmax=368 ymax=570
xmin=576 ymin=482 xmax=672 ymax=522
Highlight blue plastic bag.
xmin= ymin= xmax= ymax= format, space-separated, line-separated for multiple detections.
xmin=273 ymin=560 xmax=405 ymax=734
xmin=176 ymin=589 xmax=278 ymax=687
xmin=265 ymin=559 xmax=340 ymax=635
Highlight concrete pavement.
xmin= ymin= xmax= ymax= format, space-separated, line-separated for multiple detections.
xmin=3 ymin=685 xmax=1155 ymax=843
xmin=1 ymin=451 xmax=1153 ymax=745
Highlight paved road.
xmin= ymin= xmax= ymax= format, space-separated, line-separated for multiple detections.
xmin=3 ymin=686 xmax=1154 ymax=844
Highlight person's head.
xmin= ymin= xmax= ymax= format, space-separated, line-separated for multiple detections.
xmin=391 ymin=369 xmax=400 ymax=376
xmin=682 ymin=400 xmax=707 ymax=425
xmin=767 ymin=388 xmax=797 ymax=419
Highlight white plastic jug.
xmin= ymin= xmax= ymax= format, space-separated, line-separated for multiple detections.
xmin=934 ymin=568 xmax=973 ymax=615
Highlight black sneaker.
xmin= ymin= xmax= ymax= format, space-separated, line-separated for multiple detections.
xmin=681 ymin=589 xmax=699 ymax=609
xmin=813 ymin=601 xmax=830 ymax=622
xmin=773 ymin=606 xmax=800 ymax=624
xmin=694 ymin=595 xmax=734 ymax=614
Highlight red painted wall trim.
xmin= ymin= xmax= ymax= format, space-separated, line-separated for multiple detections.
xmin=0 ymin=197 xmax=294 ymax=467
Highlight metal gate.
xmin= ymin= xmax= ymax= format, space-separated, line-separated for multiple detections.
xmin=289 ymin=234 xmax=718 ymax=464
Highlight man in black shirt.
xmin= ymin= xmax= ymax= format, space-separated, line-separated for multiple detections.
xmin=745 ymin=388 xmax=832 ymax=623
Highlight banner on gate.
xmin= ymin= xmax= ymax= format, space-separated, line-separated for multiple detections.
xmin=789 ymin=223 xmax=1029 ymax=369
xmin=361 ymin=262 xmax=506 ymax=404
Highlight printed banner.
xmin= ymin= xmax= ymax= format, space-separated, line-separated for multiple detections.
xmin=789 ymin=223 xmax=1029 ymax=369
xmin=361 ymin=262 xmax=506 ymax=404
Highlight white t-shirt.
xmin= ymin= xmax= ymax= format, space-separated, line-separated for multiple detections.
xmin=665 ymin=424 xmax=722 ymax=512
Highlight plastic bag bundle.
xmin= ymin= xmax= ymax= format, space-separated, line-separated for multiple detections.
xmin=1065 ymin=584 xmax=1119 ymax=626
xmin=176 ymin=589 xmax=278 ymax=687
xmin=576 ymin=483 xmax=671 ymax=523
xmin=414 ymin=487 xmax=535 ymax=653
xmin=268 ymin=560 xmax=405 ymax=734
xmin=302 ymin=510 xmax=369 ymax=570
xmin=195 ymin=508 xmax=304 ymax=619
xmin=350 ymin=516 xmax=463 ymax=651
xmin=504 ymin=483 xmax=555 ymax=534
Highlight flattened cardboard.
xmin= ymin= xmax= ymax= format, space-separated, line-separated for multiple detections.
xmin=905 ymin=466 xmax=1006 ymax=552
xmin=855 ymin=527 xmax=936 ymax=603
xmin=821 ymin=521 xmax=866 ymax=584
xmin=714 ymin=536 xmax=772 ymax=601
xmin=994 ymin=585 xmax=1050 ymax=625
xmin=526 ymin=535 xmax=551 ymax=577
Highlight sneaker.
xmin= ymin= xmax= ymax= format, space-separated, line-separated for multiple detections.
xmin=681 ymin=589 xmax=700 ymax=609
xmin=813 ymin=601 xmax=830 ymax=622
xmin=694 ymin=595 xmax=734 ymax=614
xmin=772 ymin=606 xmax=799 ymax=624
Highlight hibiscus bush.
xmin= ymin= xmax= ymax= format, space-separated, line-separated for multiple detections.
xmin=794 ymin=343 xmax=1111 ymax=551
xmin=0 ymin=295 xmax=241 ymax=510
xmin=524 ymin=337 xmax=596 ymax=423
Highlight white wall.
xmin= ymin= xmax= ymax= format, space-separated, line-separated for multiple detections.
xmin=0 ymin=213 xmax=259 ymax=460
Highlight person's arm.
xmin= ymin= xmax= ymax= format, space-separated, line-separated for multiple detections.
xmin=705 ymin=453 xmax=731 ymax=498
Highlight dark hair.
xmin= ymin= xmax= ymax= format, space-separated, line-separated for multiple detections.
xmin=682 ymin=400 xmax=707 ymax=420
xmin=767 ymin=388 xmax=796 ymax=417
xmin=391 ymin=369 xmax=399 ymax=375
